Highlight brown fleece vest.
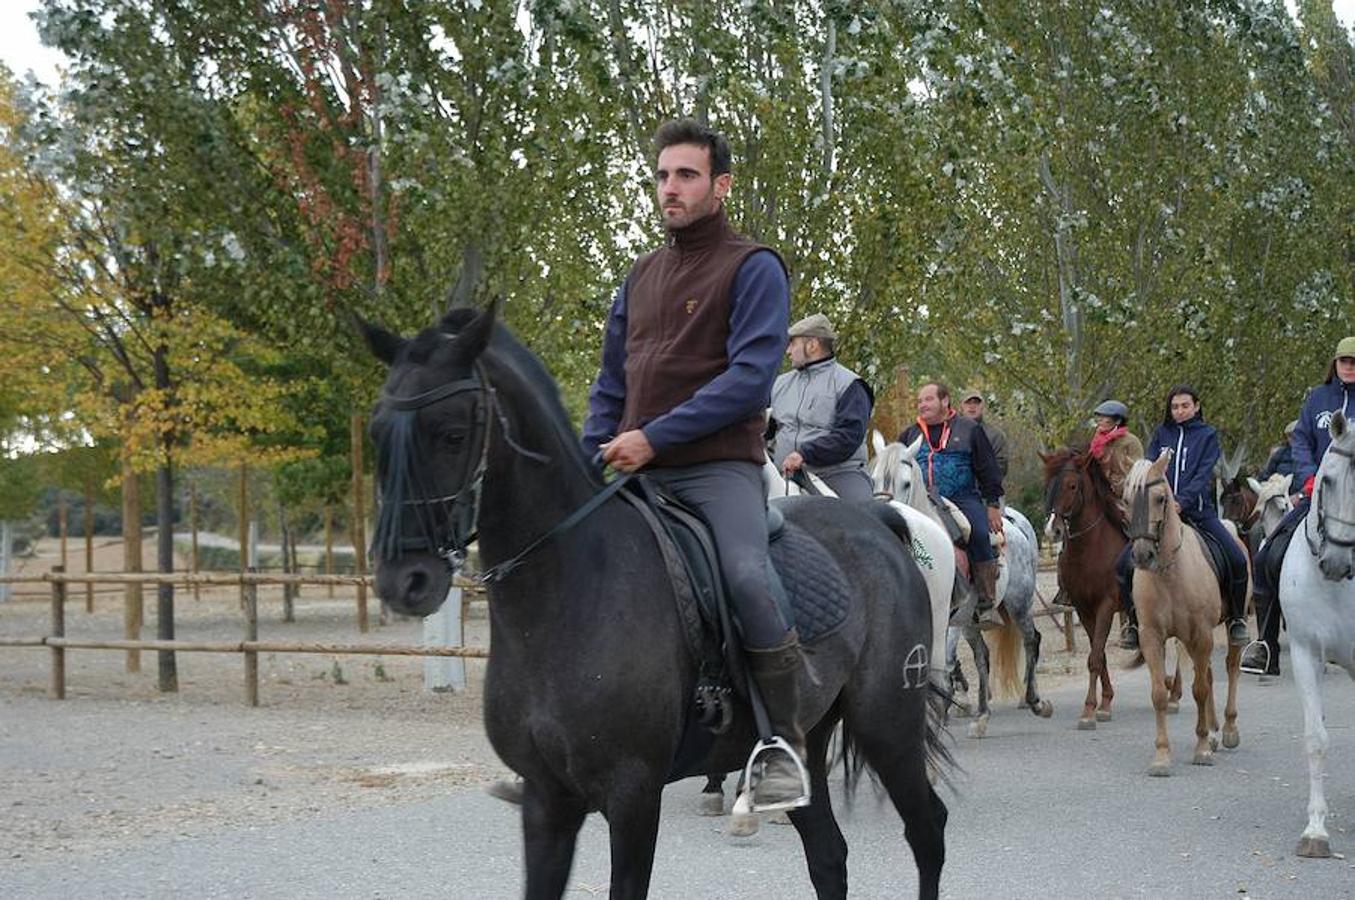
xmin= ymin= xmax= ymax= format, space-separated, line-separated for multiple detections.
xmin=619 ymin=208 xmax=780 ymax=467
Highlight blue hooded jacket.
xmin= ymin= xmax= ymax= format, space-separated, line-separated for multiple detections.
xmin=1146 ymin=414 xmax=1220 ymax=518
xmin=1293 ymin=376 xmax=1355 ymax=488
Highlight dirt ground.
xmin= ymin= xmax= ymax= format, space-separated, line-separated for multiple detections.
xmin=0 ymin=535 xmax=1120 ymax=873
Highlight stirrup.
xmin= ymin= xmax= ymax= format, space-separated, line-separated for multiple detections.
xmin=1239 ymin=640 xmax=1271 ymax=676
xmin=732 ymin=736 xmax=811 ymax=815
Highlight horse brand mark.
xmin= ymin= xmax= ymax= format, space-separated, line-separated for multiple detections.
xmin=1318 ymin=410 xmax=1335 ymax=431
xmin=910 ymin=538 xmax=935 ymax=570
xmin=902 ymin=644 xmax=928 ymax=690
xmin=685 ymin=298 xmax=698 ymax=314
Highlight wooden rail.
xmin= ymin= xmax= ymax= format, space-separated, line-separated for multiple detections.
xmin=0 ymin=570 xmax=488 ymax=706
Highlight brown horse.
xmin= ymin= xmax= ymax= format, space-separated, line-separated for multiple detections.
xmin=1041 ymin=448 xmax=1128 ymax=730
xmin=1123 ymin=454 xmax=1244 ymax=776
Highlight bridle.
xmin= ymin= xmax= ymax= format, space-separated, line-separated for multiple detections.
xmin=1308 ymin=444 xmax=1355 ymax=554
xmin=1128 ymin=476 xmax=1184 ymax=569
xmin=372 ymin=361 xmax=627 ymax=584
xmin=1049 ymin=463 xmax=1104 ymax=542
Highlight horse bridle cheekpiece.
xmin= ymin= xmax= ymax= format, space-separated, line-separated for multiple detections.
xmin=373 ymin=368 xmax=490 ymax=573
xmin=1128 ymin=477 xmax=1166 ymax=545
xmin=1310 ymin=445 xmax=1355 ymax=554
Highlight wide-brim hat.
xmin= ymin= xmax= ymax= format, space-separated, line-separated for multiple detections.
xmin=788 ymin=313 xmax=836 ymax=341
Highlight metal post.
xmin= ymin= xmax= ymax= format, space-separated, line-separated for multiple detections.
xmin=244 ymin=566 xmax=259 ymax=707
xmin=0 ymin=520 xmax=10 ymax=604
xmin=423 ymin=585 xmax=466 ymax=692
xmin=50 ymin=566 xmax=66 ymax=699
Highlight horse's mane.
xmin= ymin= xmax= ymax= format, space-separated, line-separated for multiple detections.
xmin=1043 ymin=446 xmax=1121 ymax=519
xmin=1123 ymin=458 xmax=1156 ymax=498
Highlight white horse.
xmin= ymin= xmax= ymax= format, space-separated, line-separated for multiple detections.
xmin=870 ymin=433 xmax=1051 ymax=738
xmin=1246 ymin=473 xmax=1294 ymax=541
xmin=1278 ymin=411 xmax=1355 ymax=858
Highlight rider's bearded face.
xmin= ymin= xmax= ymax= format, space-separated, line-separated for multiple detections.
xmin=655 ymin=143 xmax=730 ymax=231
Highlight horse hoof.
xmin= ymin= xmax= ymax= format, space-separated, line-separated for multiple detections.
xmin=1209 ymin=735 xmax=1220 ymax=752
xmin=1148 ymin=762 xmax=1171 ymax=777
xmin=698 ymin=792 xmax=725 ymax=817
xmin=766 ymin=810 xmax=792 ymax=826
xmin=1223 ymin=728 xmax=1240 ymax=750
xmin=1017 ymin=698 xmax=1030 ymax=710
xmin=1296 ymin=835 xmax=1332 ymax=859
xmin=952 ymin=705 xmax=972 ymax=719
xmin=1166 ymin=702 xmax=1180 ymax=715
xmin=1035 ymin=700 xmax=1054 ymax=719
xmin=967 ymin=719 xmax=988 ymax=739
xmin=1192 ymin=752 xmax=1215 ymax=767
xmin=1077 ymin=718 xmax=1096 ymax=731
xmin=1095 ymin=709 xmax=1112 ymax=723
xmin=728 ymin=812 xmax=761 ymax=838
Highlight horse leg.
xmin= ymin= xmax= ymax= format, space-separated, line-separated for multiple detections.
xmin=603 ymin=779 xmax=665 ymax=900
xmin=1078 ymin=612 xmax=1100 ymax=729
xmin=946 ymin=626 xmax=970 ymax=717
xmin=1189 ymin=639 xmax=1217 ymax=767
xmin=1094 ymin=602 xmax=1116 ymax=721
xmin=1292 ymin=641 xmax=1333 ymax=858
xmin=699 ymin=773 xmax=726 ymax=816
xmin=1140 ymin=627 xmax=1172 ymax=776
xmin=1166 ymin=646 xmax=1182 ymax=714
xmin=967 ymin=628 xmax=990 ymax=739
xmin=1020 ymin=614 xmax=1052 ymax=718
xmin=788 ymin=723 xmax=849 ymax=899
xmin=1222 ymin=642 xmax=1241 ymax=749
xmin=521 ymin=784 xmax=588 ymax=900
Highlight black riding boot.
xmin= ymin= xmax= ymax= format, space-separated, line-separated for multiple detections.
xmin=1116 ymin=550 xmax=1139 ymax=651
xmin=1241 ymin=587 xmax=1283 ymax=675
xmin=747 ymin=632 xmax=810 ymax=810
xmin=1226 ymin=572 xmax=1250 ymax=648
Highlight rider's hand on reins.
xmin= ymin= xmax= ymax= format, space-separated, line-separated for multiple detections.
xmin=600 ymin=429 xmax=655 ymax=473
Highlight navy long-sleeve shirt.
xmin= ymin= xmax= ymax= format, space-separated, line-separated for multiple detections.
xmin=581 ymin=249 xmax=789 ymax=457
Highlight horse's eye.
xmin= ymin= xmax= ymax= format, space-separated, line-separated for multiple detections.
xmin=442 ymin=431 xmax=468 ymax=448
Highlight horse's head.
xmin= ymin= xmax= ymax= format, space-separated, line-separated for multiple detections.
xmin=1040 ymin=448 xmax=1084 ymax=524
xmin=1125 ymin=452 xmax=1174 ymax=570
xmin=360 ymin=304 xmax=498 ymax=617
xmin=871 ymin=436 xmax=924 ymax=503
xmin=1248 ymin=474 xmax=1293 ymax=538
xmin=1313 ymin=411 xmax=1355 ymax=581
xmin=1219 ymin=476 xmax=1256 ymax=526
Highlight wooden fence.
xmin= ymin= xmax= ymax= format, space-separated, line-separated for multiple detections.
xmin=0 ymin=569 xmax=488 ymax=706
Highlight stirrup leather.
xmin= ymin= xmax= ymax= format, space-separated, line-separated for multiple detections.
xmin=731 ymin=736 xmax=811 ymax=815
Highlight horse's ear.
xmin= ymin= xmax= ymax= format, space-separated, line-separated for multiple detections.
xmin=905 ymin=435 xmax=923 ymax=457
xmin=356 ymin=316 xmax=405 ymax=366
xmin=1281 ymin=474 xmax=1293 ymax=493
xmin=1332 ymin=411 xmax=1348 ymax=440
xmin=871 ymin=429 xmax=886 ymax=456
xmin=450 ymin=298 xmax=499 ymax=360
xmin=1037 ymin=450 xmax=1052 ymax=465
xmin=1150 ymin=449 xmax=1172 ymax=476
xmin=1247 ymin=476 xmax=1263 ymax=494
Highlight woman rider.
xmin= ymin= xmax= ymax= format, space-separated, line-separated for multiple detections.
xmin=1242 ymin=336 xmax=1355 ymax=676
xmin=1117 ymin=385 xmax=1249 ymax=652
xmin=1050 ymin=401 xmax=1142 ymax=615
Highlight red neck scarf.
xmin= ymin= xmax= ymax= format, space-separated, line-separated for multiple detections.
xmin=1090 ymin=425 xmax=1128 ymax=460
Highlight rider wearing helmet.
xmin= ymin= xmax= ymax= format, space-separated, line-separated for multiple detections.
xmin=1243 ymin=336 xmax=1355 ymax=676
xmin=1050 ymin=400 xmax=1142 ymax=615
xmin=1116 ymin=385 xmax=1250 ymax=652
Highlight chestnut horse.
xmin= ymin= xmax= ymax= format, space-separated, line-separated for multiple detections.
xmin=1122 ymin=455 xmax=1244 ymax=776
xmin=1041 ymin=449 xmax=1128 ymax=729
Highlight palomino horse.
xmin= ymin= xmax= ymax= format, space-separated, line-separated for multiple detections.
xmin=1041 ymin=449 xmax=1128 ymax=729
xmin=872 ymin=435 xmax=1052 ymax=737
xmin=1123 ymin=454 xmax=1244 ymax=775
xmin=1278 ymin=412 xmax=1355 ymax=858
xmin=362 ymin=305 xmax=949 ymax=899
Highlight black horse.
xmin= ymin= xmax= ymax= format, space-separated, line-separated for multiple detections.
xmin=361 ymin=303 xmax=949 ymax=899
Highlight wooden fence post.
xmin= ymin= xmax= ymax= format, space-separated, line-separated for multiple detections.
xmin=59 ymin=496 xmax=68 ymax=569
xmin=189 ymin=481 xmax=200 ymax=602
xmin=244 ymin=567 xmax=259 ymax=707
xmin=351 ymin=414 xmax=369 ymax=633
xmin=1064 ymin=610 xmax=1075 ymax=653
xmin=50 ymin=566 xmax=66 ymax=699
xmin=122 ymin=458 xmax=142 ymax=674
xmin=323 ymin=504 xmax=335 ymax=599
xmin=238 ymin=463 xmax=248 ymax=611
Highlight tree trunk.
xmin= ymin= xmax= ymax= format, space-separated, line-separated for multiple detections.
xmin=189 ymin=480 xmax=200 ymax=602
xmin=83 ymin=474 xmax=94 ymax=613
xmin=59 ymin=495 xmax=68 ymax=569
xmin=278 ymin=498 xmax=295 ymax=623
xmin=324 ymin=503 xmax=334 ymax=599
xmin=351 ymin=414 xmax=368 ymax=633
xmin=121 ymin=454 xmax=142 ymax=673
xmin=154 ymin=342 xmax=178 ymax=693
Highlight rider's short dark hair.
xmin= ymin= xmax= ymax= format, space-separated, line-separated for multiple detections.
xmin=1161 ymin=383 xmax=1202 ymax=425
xmin=921 ymin=381 xmax=951 ymax=403
xmin=653 ymin=119 xmax=732 ymax=176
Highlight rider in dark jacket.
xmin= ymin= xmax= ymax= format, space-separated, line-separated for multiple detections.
xmin=1243 ymin=337 xmax=1355 ymax=676
xmin=1117 ymin=385 xmax=1250 ymax=651
xmin=1257 ymin=422 xmax=1298 ymax=482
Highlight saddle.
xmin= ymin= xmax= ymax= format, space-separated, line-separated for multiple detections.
xmin=1191 ymin=525 xmax=1234 ymax=600
xmin=617 ymin=477 xmax=852 ymax=773
xmin=928 ymin=493 xmax=1005 ymax=556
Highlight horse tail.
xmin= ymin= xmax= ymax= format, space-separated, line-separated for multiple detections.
xmin=839 ymin=682 xmax=958 ymax=802
xmin=1124 ymin=648 xmax=1146 ymax=669
xmin=986 ymin=615 xmax=1023 ymax=699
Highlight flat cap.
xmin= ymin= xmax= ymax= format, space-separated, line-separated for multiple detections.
xmin=959 ymin=388 xmax=984 ymax=403
xmin=1335 ymin=335 xmax=1355 ymax=359
xmin=788 ymin=313 xmax=836 ymax=341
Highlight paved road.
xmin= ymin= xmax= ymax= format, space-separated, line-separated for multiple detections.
xmin=3 ymin=656 xmax=1353 ymax=899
